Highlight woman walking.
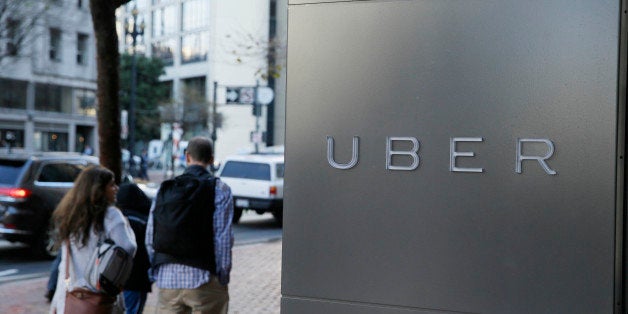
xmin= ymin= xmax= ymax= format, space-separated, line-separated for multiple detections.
xmin=49 ymin=165 xmax=137 ymax=314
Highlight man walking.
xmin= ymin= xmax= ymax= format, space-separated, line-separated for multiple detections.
xmin=146 ymin=136 xmax=234 ymax=314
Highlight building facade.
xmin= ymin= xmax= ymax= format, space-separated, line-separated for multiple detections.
xmin=0 ymin=0 xmax=98 ymax=154
xmin=118 ymin=0 xmax=286 ymax=162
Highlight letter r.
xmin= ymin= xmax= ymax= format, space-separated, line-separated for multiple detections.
xmin=516 ymin=138 xmax=557 ymax=175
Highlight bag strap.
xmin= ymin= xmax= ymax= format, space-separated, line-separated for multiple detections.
xmin=64 ymin=240 xmax=71 ymax=291
xmin=97 ymin=231 xmax=105 ymax=246
xmin=97 ymin=211 xmax=109 ymax=245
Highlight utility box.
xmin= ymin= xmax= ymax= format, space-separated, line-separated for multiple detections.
xmin=283 ymin=1 xmax=627 ymax=313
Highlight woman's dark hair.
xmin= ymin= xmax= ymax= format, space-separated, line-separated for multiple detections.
xmin=52 ymin=165 xmax=115 ymax=247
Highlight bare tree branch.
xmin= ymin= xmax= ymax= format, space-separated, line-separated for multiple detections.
xmin=223 ymin=29 xmax=286 ymax=81
xmin=0 ymin=0 xmax=50 ymax=64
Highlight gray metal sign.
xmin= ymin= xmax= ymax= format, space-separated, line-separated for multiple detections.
xmin=226 ymin=86 xmax=274 ymax=105
xmin=225 ymin=86 xmax=255 ymax=104
xmin=283 ymin=0 xmax=625 ymax=313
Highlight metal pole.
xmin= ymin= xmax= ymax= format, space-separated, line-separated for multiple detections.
xmin=127 ymin=6 xmax=143 ymax=174
xmin=212 ymin=81 xmax=218 ymax=156
xmin=129 ymin=38 xmax=137 ymax=158
xmin=254 ymin=80 xmax=260 ymax=154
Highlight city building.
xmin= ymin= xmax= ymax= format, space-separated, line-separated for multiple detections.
xmin=0 ymin=0 xmax=98 ymax=154
xmin=117 ymin=0 xmax=286 ymax=162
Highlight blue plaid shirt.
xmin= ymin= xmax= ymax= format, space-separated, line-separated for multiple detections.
xmin=146 ymin=165 xmax=234 ymax=289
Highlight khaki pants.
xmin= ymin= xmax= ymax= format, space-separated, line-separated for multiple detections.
xmin=157 ymin=277 xmax=229 ymax=314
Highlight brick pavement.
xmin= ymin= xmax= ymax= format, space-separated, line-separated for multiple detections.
xmin=0 ymin=240 xmax=282 ymax=314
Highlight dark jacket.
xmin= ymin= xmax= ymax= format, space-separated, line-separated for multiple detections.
xmin=117 ymin=183 xmax=152 ymax=292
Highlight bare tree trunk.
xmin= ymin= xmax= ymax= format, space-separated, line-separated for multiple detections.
xmin=89 ymin=0 xmax=130 ymax=183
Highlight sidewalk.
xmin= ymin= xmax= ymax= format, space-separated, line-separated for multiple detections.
xmin=0 ymin=240 xmax=282 ymax=314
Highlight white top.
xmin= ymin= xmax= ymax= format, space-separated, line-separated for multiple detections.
xmin=50 ymin=206 xmax=137 ymax=314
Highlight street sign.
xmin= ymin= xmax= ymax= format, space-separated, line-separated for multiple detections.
xmin=257 ymin=87 xmax=274 ymax=105
xmin=226 ymin=86 xmax=255 ymax=104
xmin=226 ymin=89 xmax=239 ymax=103
xmin=240 ymin=87 xmax=254 ymax=103
xmin=226 ymin=86 xmax=273 ymax=104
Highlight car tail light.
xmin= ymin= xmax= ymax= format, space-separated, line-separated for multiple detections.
xmin=0 ymin=188 xmax=32 ymax=199
xmin=269 ymin=186 xmax=277 ymax=196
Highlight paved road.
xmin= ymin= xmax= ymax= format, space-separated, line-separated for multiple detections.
xmin=0 ymin=211 xmax=281 ymax=285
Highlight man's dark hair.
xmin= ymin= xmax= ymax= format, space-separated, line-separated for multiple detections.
xmin=186 ymin=136 xmax=213 ymax=163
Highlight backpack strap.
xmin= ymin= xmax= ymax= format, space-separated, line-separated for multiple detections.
xmin=125 ymin=209 xmax=148 ymax=225
xmin=127 ymin=214 xmax=147 ymax=226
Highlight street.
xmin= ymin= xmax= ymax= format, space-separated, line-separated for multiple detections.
xmin=0 ymin=211 xmax=281 ymax=285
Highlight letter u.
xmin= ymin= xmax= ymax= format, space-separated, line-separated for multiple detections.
xmin=327 ymin=136 xmax=359 ymax=169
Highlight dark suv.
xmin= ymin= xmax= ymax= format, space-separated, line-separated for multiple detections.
xmin=0 ymin=152 xmax=98 ymax=258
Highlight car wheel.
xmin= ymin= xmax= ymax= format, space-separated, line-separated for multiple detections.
xmin=233 ymin=207 xmax=243 ymax=224
xmin=31 ymin=221 xmax=59 ymax=260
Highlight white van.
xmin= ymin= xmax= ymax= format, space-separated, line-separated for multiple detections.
xmin=217 ymin=153 xmax=284 ymax=225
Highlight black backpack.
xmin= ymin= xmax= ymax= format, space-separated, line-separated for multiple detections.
xmin=153 ymin=173 xmax=216 ymax=264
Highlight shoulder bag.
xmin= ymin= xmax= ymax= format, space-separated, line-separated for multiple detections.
xmin=85 ymin=235 xmax=133 ymax=295
xmin=63 ymin=241 xmax=116 ymax=314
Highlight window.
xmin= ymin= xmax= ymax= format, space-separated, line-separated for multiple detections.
xmin=276 ymin=163 xmax=284 ymax=178
xmin=0 ymin=159 xmax=26 ymax=185
xmin=6 ymin=19 xmax=19 ymax=56
xmin=77 ymin=0 xmax=82 ymax=8
xmin=181 ymin=32 xmax=208 ymax=64
xmin=0 ymin=78 xmax=27 ymax=109
xmin=152 ymin=5 xmax=177 ymax=37
xmin=182 ymin=76 xmax=206 ymax=97
xmin=35 ymin=83 xmax=72 ymax=113
xmin=220 ymin=161 xmax=271 ymax=181
xmin=76 ymin=89 xmax=96 ymax=116
xmin=182 ymin=0 xmax=209 ymax=31
xmin=0 ymin=129 xmax=24 ymax=150
xmin=37 ymin=163 xmax=84 ymax=183
xmin=151 ymin=39 xmax=175 ymax=66
xmin=161 ymin=80 xmax=173 ymax=101
xmin=35 ymin=84 xmax=62 ymax=112
xmin=34 ymin=131 xmax=68 ymax=152
xmin=77 ymin=33 xmax=88 ymax=65
xmin=49 ymin=28 xmax=61 ymax=61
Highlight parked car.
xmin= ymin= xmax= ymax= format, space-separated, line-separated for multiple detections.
xmin=217 ymin=153 xmax=284 ymax=225
xmin=0 ymin=152 xmax=99 ymax=258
